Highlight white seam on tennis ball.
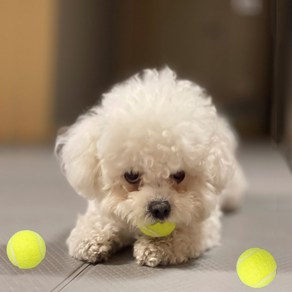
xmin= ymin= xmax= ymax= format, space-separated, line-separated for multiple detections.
xmin=237 ymin=249 xmax=260 ymax=265
xmin=9 ymin=241 xmax=18 ymax=267
xmin=142 ymin=227 xmax=159 ymax=237
xmin=35 ymin=234 xmax=44 ymax=259
xmin=254 ymin=270 xmax=276 ymax=288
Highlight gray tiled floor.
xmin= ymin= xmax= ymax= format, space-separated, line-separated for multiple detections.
xmin=0 ymin=143 xmax=292 ymax=291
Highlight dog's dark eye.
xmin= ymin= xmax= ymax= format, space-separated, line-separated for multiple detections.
xmin=170 ymin=171 xmax=185 ymax=184
xmin=124 ymin=171 xmax=140 ymax=184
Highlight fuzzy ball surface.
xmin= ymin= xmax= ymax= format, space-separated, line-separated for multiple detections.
xmin=139 ymin=222 xmax=176 ymax=237
xmin=236 ymin=248 xmax=277 ymax=288
xmin=7 ymin=230 xmax=46 ymax=269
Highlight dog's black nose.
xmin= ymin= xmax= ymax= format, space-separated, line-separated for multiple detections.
xmin=148 ymin=201 xmax=171 ymax=220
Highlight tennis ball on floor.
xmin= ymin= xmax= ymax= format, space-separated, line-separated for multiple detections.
xmin=6 ymin=230 xmax=46 ymax=269
xmin=236 ymin=248 xmax=277 ymax=288
xmin=139 ymin=222 xmax=176 ymax=237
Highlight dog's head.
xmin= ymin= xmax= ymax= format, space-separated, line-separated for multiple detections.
xmin=56 ymin=68 xmax=236 ymax=229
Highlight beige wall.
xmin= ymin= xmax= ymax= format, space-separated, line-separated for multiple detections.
xmin=0 ymin=0 xmax=56 ymax=143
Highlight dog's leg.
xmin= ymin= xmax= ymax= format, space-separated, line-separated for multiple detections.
xmin=134 ymin=211 xmax=222 ymax=267
xmin=134 ymin=229 xmax=202 ymax=267
xmin=67 ymin=204 xmax=132 ymax=263
xmin=134 ymin=224 xmax=202 ymax=267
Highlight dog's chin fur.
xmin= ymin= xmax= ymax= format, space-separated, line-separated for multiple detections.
xmin=55 ymin=67 xmax=246 ymax=267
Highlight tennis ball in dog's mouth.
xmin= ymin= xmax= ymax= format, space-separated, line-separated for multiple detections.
xmin=139 ymin=222 xmax=176 ymax=237
xmin=6 ymin=230 xmax=46 ymax=269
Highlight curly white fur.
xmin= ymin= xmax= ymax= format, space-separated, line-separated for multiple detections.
xmin=55 ymin=67 xmax=246 ymax=267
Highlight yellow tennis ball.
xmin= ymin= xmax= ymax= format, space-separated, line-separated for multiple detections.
xmin=139 ymin=222 xmax=176 ymax=237
xmin=236 ymin=248 xmax=277 ymax=288
xmin=6 ymin=230 xmax=46 ymax=269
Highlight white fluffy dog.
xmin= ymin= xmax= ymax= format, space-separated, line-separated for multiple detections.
xmin=55 ymin=68 xmax=246 ymax=267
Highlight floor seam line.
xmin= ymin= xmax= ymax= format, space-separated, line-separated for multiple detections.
xmin=50 ymin=263 xmax=90 ymax=292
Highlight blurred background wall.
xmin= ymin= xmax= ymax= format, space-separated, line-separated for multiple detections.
xmin=0 ymin=0 xmax=273 ymax=144
xmin=0 ymin=0 xmax=56 ymax=143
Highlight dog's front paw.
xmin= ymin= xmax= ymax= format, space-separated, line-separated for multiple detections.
xmin=68 ymin=237 xmax=113 ymax=264
xmin=134 ymin=240 xmax=165 ymax=267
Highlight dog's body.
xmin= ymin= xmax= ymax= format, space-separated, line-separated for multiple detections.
xmin=56 ymin=68 xmax=246 ymax=267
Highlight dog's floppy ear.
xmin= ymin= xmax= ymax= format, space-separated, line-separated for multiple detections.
xmin=55 ymin=112 xmax=101 ymax=199
xmin=205 ymin=118 xmax=236 ymax=194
